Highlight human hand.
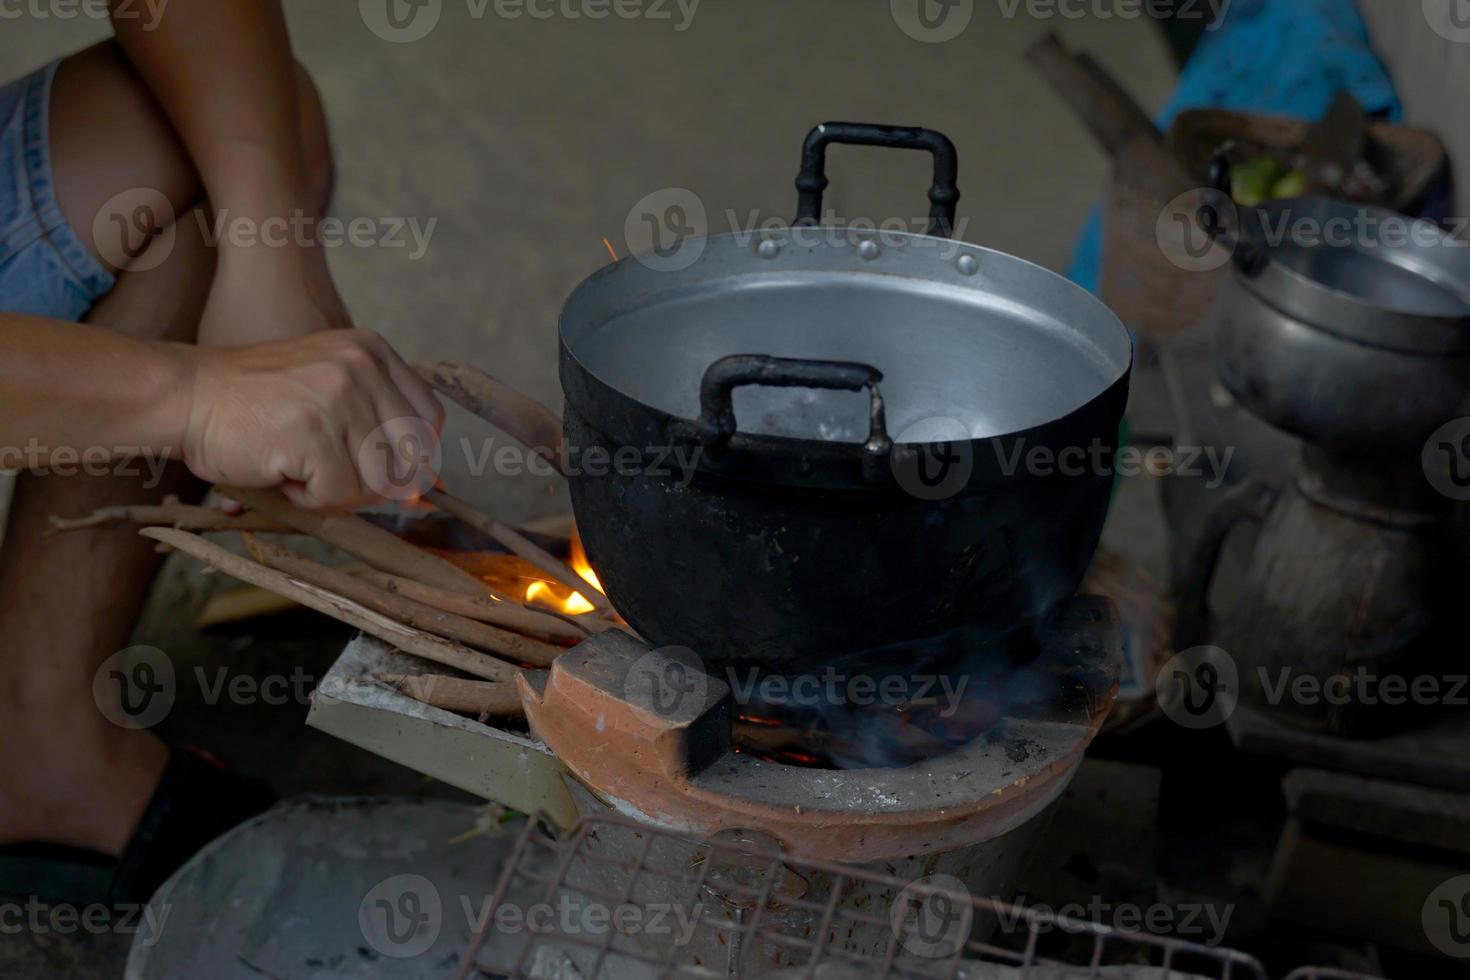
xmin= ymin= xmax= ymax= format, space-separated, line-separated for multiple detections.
xmin=177 ymin=329 xmax=445 ymax=509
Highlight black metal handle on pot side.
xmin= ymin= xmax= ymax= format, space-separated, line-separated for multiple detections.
xmin=694 ymin=354 xmax=893 ymax=481
xmin=1202 ymin=148 xmax=1268 ymax=275
xmin=795 ymin=122 xmax=960 ymax=238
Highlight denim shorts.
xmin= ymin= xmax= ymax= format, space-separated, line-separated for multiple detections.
xmin=0 ymin=59 xmax=115 ymax=321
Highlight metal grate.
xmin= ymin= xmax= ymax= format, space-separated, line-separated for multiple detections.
xmin=452 ymin=814 xmax=1381 ymax=980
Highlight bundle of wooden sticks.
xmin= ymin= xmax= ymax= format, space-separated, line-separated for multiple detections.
xmin=50 ymin=361 xmax=617 ymax=723
xmin=54 ymin=484 xmax=619 ymax=720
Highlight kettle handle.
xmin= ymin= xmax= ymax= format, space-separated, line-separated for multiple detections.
xmin=1202 ymin=149 xmax=1269 ymax=275
xmin=1172 ymin=478 xmax=1278 ymax=652
xmin=794 ymin=122 xmax=960 ymax=239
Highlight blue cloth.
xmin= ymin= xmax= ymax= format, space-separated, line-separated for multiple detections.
xmin=0 ymin=59 xmax=115 ymax=321
xmin=1066 ymin=0 xmax=1403 ymax=293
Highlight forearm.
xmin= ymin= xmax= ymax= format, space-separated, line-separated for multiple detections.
xmin=108 ymin=0 xmax=308 ymax=223
xmin=0 ymin=314 xmax=193 ymax=468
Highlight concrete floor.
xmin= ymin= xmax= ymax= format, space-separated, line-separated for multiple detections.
xmin=0 ymin=4 xmax=1175 ymax=976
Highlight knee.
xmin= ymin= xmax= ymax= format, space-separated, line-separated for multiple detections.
xmin=51 ymin=40 xmax=204 ymax=276
xmin=294 ymin=62 xmax=335 ymax=216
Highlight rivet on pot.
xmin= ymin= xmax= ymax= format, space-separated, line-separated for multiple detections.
xmin=956 ymin=254 xmax=979 ymax=276
xmin=757 ymin=239 xmax=781 ymax=259
xmin=857 ymin=240 xmax=880 ymax=261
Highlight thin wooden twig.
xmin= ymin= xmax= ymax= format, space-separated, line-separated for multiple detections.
xmin=414 ymin=361 xmax=566 ymax=476
xmin=376 ymin=672 xmax=529 ymax=717
xmin=219 ymin=485 xmax=490 ymax=599
xmin=142 ymin=527 xmax=520 ymax=683
xmin=356 ymin=570 xmax=592 ymax=642
xmin=242 ymin=535 xmax=562 ymax=668
xmin=425 ymin=489 xmax=615 ymax=616
xmin=48 ymin=500 xmax=290 ymax=536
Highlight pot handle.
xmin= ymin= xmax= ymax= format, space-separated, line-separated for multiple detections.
xmin=1172 ymin=478 xmax=1277 ymax=651
xmin=695 ymin=354 xmax=893 ymax=475
xmin=795 ymin=122 xmax=960 ymax=238
xmin=1201 ymin=149 xmax=1268 ymax=275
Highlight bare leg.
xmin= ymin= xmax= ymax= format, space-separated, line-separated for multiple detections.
xmin=0 ymin=41 xmax=333 ymax=855
xmin=0 ymin=223 xmax=211 ymax=855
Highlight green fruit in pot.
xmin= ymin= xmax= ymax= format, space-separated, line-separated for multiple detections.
xmin=1232 ymin=155 xmax=1287 ymax=207
xmin=1270 ymin=170 xmax=1308 ymax=200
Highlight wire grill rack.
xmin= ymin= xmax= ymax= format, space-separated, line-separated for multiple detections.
xmin=454 ymin=814 xmax=1388 ymax=980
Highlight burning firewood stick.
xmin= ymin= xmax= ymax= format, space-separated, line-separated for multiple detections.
xmin=48 ymin=499 xmax=291 ymax=535
xmin=424 ymin=490 xmax=616 ymax=617
xmin=355 ymin=570 xmax=597 ymax=641
xmin=414 ymin=361 xmax=566 ymax=477
xmin=376 ymin=672 xmax=530 ymax=717
xmin=242 ymin=535 xmax=562 ymax=668
xmin=141 ymin=527 xmax=522 ymax=684
xmin=219 ymin=485 xmax=491 ymax=600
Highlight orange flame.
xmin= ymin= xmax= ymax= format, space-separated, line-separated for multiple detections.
xmin=523 ymin=531 xmax=604 ymax=615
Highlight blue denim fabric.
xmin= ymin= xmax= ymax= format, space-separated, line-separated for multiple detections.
xmin=0 ymin=60 xmax=116 ymax=321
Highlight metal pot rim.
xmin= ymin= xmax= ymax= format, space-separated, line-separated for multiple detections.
xmin=559 ymin=226 xmax=1134 ymax=450
xmin=1240 ymin=197 xmax=1470 ymax=354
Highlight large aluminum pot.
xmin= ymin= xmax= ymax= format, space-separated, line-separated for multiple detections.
xmin=559 ymin=123 xmax=1133 ymax=672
